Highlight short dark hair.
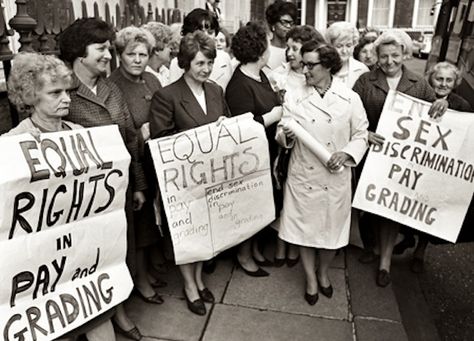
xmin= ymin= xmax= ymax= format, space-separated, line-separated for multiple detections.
xmin=59 ymin=18 xmax=115 ymax=64
xmin=181 ymin=8 xmax=219 ymax=36
xmin=177 ymin=31 xmax=217 ymax=71
xmin=286 ymin=25 xmax=325 ymax=44
xmin=265 ymin=0 xmax=297 ymax=26
xmin=301 ymin=40 xmax=342 ymax=75
xmin=353 ymin=36 xmax=376 ymax=60
xmin=231 ymin=21 xmax=268 ymax=65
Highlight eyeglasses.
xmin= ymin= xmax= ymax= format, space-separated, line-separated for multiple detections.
xmin=278 ymin=19 xmax=295 ymax=28
xmin=198 ymin=23 xmax=215 ymax=35
xmin=300 ymin=61 xmax=321 ymax=70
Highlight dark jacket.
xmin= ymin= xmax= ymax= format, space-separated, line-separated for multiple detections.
xmin=149 ymin=76 xmax=231 ymax=138
xmin=353 ymin=66 xmax=436 ymax=131
xmin=447 ymin=92 xmax=472 ymax=112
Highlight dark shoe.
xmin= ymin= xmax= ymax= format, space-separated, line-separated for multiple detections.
xmin=112 ymin=320 xmax=142 ymax=341
xmin=410 ymin=258 xmax=425 ymax=274
xmin=286 ymin=256 xmax=299 ymax=267
xmin=255 ymin=258 xmax=274 ymax=267
xmin=198 ymin=287 xmax=215 ymax=303
xmin=237 ymin=261 xmax=269 ymax=277
xmin=274 ymin=257 xmax=286 ymax=267
xmin=358 ymin=250 xmax=378 ymax=264
xmin=393 ymin=237 xmax=416 ymax=255
xmin=183 ymin=289 xmax=206 ymax=316
xmin=304 ymin=292 xmax=319 ymax=305
xmin=150 ymin=278 xmax=168 ymax=288
xmin=318 ymin=283 xmax=333 ymax=298
xmin=376 ymin=269 xmax=391 ymax=287
xmin=134 ymin=288 xmax=164 ymax=304
xmin=203 ymin=259 xmax=217 ymax=274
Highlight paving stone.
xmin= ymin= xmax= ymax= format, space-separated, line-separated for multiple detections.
xmin=156 ymin=258 xmax=233 ymax=302
xmin=224 ymin=264 xmax=349 ymax=320
xmin=346 ymin=246 xmax=402 ymax=322
xmin=354 ymin=317 xmax=408 ymax=341
xmin=203 ymin=304 xmax=353 ymax=341
xmin=124 ymin=295 xmax=209 ymax=341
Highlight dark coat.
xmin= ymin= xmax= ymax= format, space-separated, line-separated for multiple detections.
xmin=447 ymin=92 xmax=472 ymax=112
xmin=353 ymin=66 xmax=436 ymax=131
xmin=149 ymin=76 xmax=231 ymax=138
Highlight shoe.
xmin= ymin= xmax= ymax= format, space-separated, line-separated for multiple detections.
xmin=304 ymin=292 xmax=319 ymax=305
xmin=203 ymin=259 xmax=217 ymax=274
xmin=376 ymin=269 xmax=391 ymax=287
xmin=133 ymin=288 xmax=164 ymax=304
xmin=393 ymin=237 xmax=416 ymax=255
xmin=112 ymin=319 xmax=142 ymax=341
xmin=410 ymin=258 xmax=425 ymax=274
xmin=255 ymin=258 xmax=274 ymax=267
xmin=316 ymin=273 xmax=333 ymax=298
xmin=274 ymin=257 xmax=285 ymax=267
xmin=237 ymin=261 xmax=269 ymax=277
xmin=150 ymin=278 xmax=168 ymax=288
xmin=286 ymin=256 xmax=299 ymax=267
xmin=198 ymin=287 xmax=215 ymax=303
xmin=183 ymin=289 xmax=206 ymax=316
xmin=358 ymin=250 xmax=378 ymax=264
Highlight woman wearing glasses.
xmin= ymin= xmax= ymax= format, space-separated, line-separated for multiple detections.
xmin=326 ymin=21 xmax=369 ymax=88
xmin=277 ymin=41 xmax=368 ymax=305
xmin=264 ymin=0 xmax=298 ymax=72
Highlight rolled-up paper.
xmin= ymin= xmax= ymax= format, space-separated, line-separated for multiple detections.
xmin=284 ymin=118 xmax=344 ymax=173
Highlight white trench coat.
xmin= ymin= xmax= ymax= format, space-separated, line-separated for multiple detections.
xmin=276 ymin=80 xmax=369 ymax=249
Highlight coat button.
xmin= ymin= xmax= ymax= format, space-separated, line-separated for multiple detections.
xmin=328 ymin=118 xmax=332 ymax=123
xmin=309 ymin=166 xmax=314 ymax=170
xmin=323 ymin=186 xmax=328 ymax=191
xmin=312 ymin=119 xmax=316 ymax=123
xmin=308 ymin=186 xmax=313 ymax=190
xmin=326 ymin=142 xmax=331 ymax=146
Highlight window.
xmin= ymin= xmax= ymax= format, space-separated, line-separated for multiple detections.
xmin=368 ymin=0 xmax=394 ymax=28
xmin=415 ymin=0 xmax=434 ymax=27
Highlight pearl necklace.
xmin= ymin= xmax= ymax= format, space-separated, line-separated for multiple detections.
xmin=315 ymin=78 xmax=332 ymax=97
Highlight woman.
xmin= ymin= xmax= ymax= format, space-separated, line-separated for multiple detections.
xmin=226 ymin=21 xmax=283 ymax=276
xmin=149 ymin=31 xmax=230 ymax=316
xmin=353 ymin=30 xmax=448 ymax=287
xmin=394 ymin=61 xmax=472 ymax=273
xmin=108 ymin=26 xmax=165 ymax=305
xmin=277 ymin=42 xmax=368 ymax=305
xmin=325 ymin=21 xmax=369 ymax=88
xmin=215 ymin=27 xmax=231 ymax=53
xmin=4 ymin=52 xmax=114 ymax=340
xmin=59 ymin=18 xmax=146 ymax=340
xmin=268 ymin=25 xmax=325 ymax=267
xmin=354 ymin=36 xmax=377 ymax=71
xmin=264 ymin=0 xmax=297 ymax=73
xmin=142 ymin=22 xmax=173 ymax=87
xmin=169 ymin=8 xmax=232 ymax=91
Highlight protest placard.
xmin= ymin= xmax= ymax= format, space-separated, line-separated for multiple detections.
xmin=353 ymin=91 xmax=474 ymax=242
xmin=0 ymin=125 xmax=133 ymax=340
xmin=148 ymin=113 xmax=275 ymax=264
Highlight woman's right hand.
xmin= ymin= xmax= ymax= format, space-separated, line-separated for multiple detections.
xmin=282 ymin=124 xmax=296 ymax=140
xmin=368 ymin=131 xmax=385 ymax=146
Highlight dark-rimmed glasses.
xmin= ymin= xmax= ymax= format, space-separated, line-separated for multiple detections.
xmin=278 ymin=19 xmax=295 ymax=28
xmin=300 ymin=61 xmax=321 ymax=70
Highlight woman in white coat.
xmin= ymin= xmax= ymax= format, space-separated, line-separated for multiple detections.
xmin=276 ymin=41 xmax=368 ymax=305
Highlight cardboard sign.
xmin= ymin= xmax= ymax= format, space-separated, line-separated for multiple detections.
xmin=0 ymin=125 xmax=133 ymax=340
xmin=353 ymin=91 xmax=474 ymax=242
xmin=148 ymin=113 xmax=275 ymax=264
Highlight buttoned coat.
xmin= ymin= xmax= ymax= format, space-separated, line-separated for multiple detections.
xmin=353 ymin=66 xmax=436 ymax=131
xmin=149 ymin=76 xmax=230 ymax=139
xmin=276 ymin=80 xmax=369 ymax=248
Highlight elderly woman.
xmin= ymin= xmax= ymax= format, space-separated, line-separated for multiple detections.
xmin=265 ymin=0 xmax=298 ymax=72
xmin=142 ymin=21 xmax=173 ymax=87
xmin=226 ymin=21 xmax=283 ymax=276
xmin=326 ymin=21 xmax=369 ymax=88
xmin=169 ymin=8 xmax=232 ymax=90
xmin=353 ymin=30 xmax=448 ymax=287
xmin=108 ymin=26 xmax=164 ymax=305
xmin=354 ymin=36 xmax=377 ymax=71
xmin=4 ymin=52 xmax=114 ymax=340
xmin=277 ymin=41 xmax=368 ymax=305
xmin=149 ymin=31 xmax=230 ymax=316
xmin=268 ymin=25 xmax=325 ymax=267
xmin=59 ymin=18 xmax=146 ymax=340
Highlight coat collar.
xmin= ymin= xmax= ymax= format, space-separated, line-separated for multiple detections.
xmin=70 ymin=73 xmax=111 ymax=110
xmin=368 ymin=65 xmax=420 ymax=94
xmin=305 ymin=79 xmax=350 ymax=118
xmin=178 ymin=76 xmax=219 ymax=125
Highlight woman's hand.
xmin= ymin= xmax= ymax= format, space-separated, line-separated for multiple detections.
xmin=215 ymin=116 xmax=227 ymax=126
xmin=368 ymin=131 xmax=385 ymax=146
xmin=140 ymin=122 xmax=150 ymax=141
xmin=428 ymin=98 xmax=449 ymax=119
xmin=282 ymin=124 xmax=296 ymax=140
xmin=263 ymin=106 xmax=283 ymax=127
xmin=327 ymin=151 xmax=350 ymax=171
xmin=133 ymin=191 xmax=146 ymax=211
